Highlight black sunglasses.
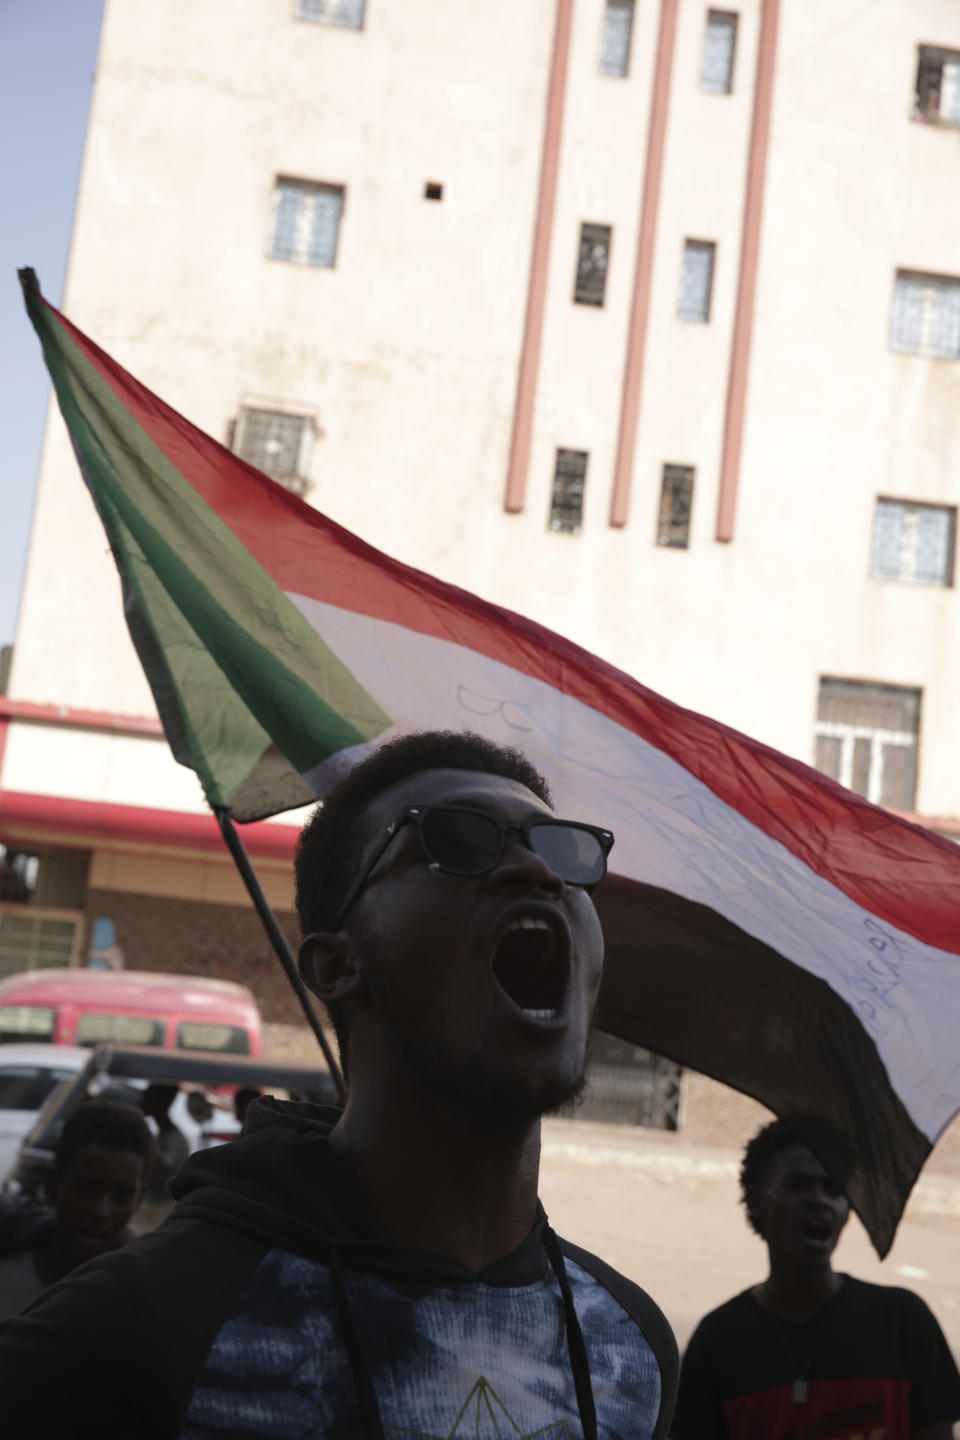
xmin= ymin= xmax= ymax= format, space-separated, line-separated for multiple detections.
xmin=334 ymin=804 xmax=615 ymax=929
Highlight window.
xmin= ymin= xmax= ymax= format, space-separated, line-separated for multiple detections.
xmin=270 ymin=181 xmax=343 ymax=268
xmin=600 ymin=0 xmax=635 ymax=78
xmin=871 ymin=500 xmax=956 ymax=587
xmin=890 ymin=270 xmax=960 ymax=359
xmin=678 ymin=240 xmax=716 ymax=323
xmin=574 ymin=224 xmax=612 ymax=307
xmin=0 ymin=904 xmax=83 ymax=979
xmin=177 ymin=1022 xmax=251 ymax=1055
xmin=0 ymin=1064 xmax=77 ymax=1108
xmin=296 ymin=0 xmax=365 ymax=29
xmin=423 ymin=181 xmax=443 ymax=201
xmin=549 ymin=450 xmax=588 ymax=533
xmin=233 ymin=408 xmax=314 ymax=496
xmin=76 ymin=1014 xmax=166 ymax=1047
xmin=0 ymin=1007 xmax=56 ymax=1044
xmin=701 ymin=11 xmax=738 ymax=93
xmin=914 ymin=46 xmax=960 ymax=126
xmin=0 ymin=849 xmax=38 ymax=904
xmin=657 ymin=465 xmax=695 ymax=547
xmin=814 ymin=679 xmax=921 ymax=810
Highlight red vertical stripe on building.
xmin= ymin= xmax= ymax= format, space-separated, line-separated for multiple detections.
xmin=503 ymin=0 xmax=575 ymax=514
xmin=609 ymin=0 xmax=680 ymax=528
xmin=715 ymin=0 xmax=781 ymax=542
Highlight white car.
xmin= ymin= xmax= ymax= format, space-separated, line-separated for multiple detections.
xmin=0 ymin=1044 xmax=89 ymax=1181
xmin=0 ymin=1044 xmax=222 ymax=1186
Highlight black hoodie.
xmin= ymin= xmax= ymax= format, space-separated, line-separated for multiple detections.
xmin=0 ymin=1098 xmax=677 ymax=1439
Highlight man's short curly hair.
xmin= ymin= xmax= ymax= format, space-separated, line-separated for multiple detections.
xmin=56 ymin=1099 xmax=154 ymax=1180
xmin=740 ymin=1116 xmax=852 ymax=1235
xmin=294 ymin=730 xmax=551 ymax=1064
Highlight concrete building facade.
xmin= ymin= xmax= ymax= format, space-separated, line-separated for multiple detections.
xmin=2 ymin=0 xmax=959 ymax=1128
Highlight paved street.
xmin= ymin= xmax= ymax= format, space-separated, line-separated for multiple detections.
xmin=539 ymin=1117 xmax=960 ymax=1357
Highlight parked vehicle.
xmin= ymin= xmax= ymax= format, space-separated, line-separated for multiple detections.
xmin=6 ymin=1043 xmax=337 ymax=1200
xmin=0 ymin=1042 xmax=242 ymax=1184
xmin=0 ymin=1043 xmax=89 ymax=1180
xmin=0 ymin=969 xmax=263 ymax=1056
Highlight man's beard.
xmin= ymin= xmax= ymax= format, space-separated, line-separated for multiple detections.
xmin=362 ymin=942 xmax=593 ymax=1131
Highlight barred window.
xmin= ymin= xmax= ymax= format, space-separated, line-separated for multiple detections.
xmin=296 ymin=0 xmax=365 ymax=29
xmin=914 ymin=45 xmax=960 ymax=126
xmin=270 ymin=181 xmax=344 ymax=268
xmin=890 ymin=270 xmax=960 ymax=359
xmin=678 ymin=240 xmax=716 ymax=323
xmin=233 ymin=408 xmax=314 ymax=495
xmin=871 ymin=500 xmax=955 ymax=587
xmin=701 ymin=11 xmax=738 ymax=94
xmin=574 ymin=223 xmax=612 ymax=307
xmin=599 ymin=0 xmax=635 ymax=78
xmin=657 ymin=465 xmax=695 ymax=548
xmin=549 ymin=450 xmax=588 ymax=534
xmin=814 ymin=679 xmax=921 ymax=811
xmin=0 ymin=909 xmax=84 ymax=979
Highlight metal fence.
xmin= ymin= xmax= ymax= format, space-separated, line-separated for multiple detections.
xmin=563 ymin=1059 xmax=682 ymax=1130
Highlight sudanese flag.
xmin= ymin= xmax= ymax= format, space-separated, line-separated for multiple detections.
xmin=20 ymin=269 xmax=960 ymax=1257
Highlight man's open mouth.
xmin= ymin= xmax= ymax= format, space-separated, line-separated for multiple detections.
xmin=799 ymin=1217 xmax=833 ymax=1243
xmin=491 ymin=916 xmax=567 ymax=1022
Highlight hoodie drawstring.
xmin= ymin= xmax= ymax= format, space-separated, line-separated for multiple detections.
xmin=543 ymin=1225 xmax=599 ymax=1440
xmin=327 ymin=1245 xmax=387 ymax=1440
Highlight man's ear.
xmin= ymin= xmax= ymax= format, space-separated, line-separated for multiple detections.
xmin=299 ymin=931 xmax=366 ymax=1006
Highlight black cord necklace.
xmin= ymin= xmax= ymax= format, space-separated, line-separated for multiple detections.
xmin=759 ymin=1278 xmax=843 ymax=1404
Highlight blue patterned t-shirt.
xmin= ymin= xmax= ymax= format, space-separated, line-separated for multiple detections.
xmin=181 ymin=1247 xmax=663 ymax=1439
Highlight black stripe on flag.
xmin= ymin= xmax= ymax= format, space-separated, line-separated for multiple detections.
xmin=593 ymin=876 xmax=929 ymax=1257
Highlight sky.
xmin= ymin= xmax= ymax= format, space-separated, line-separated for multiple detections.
xmin=0 ymin=0 xmax=105 ymax=652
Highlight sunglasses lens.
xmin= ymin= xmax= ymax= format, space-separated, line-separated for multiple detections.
xmin=420 ymin=809 xmax=502 ymax=874
xmin=530 ymin=824 xmax=607 ymax=886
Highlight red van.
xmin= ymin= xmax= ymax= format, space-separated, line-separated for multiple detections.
xmin=0 ymin=969 xmax=263 ymax=1057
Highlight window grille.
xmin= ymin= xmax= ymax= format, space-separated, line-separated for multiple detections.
xmin=678 ymin=240 xmax=716 ymax=323
xmin=814 ymin=679 xmax=921 ymax=811
xmin=914 ymin=46 xmax=960 ymax=125
xmin=657 ymin=465 xmax=695 ymax=548
xmin=600 ymin=0 xmax=635 ymax=78
xmin=233 ymin=408 xmax=314 ymax=495
xmin=574 ymin=223 xmax=612 ymax=307
xmin=549 ymin=450 xmax=588 ymax=534
xmin=296 ymin=0 xmax=365 ymax=29
xmin=561 ymin=1031 xmax=682 ymax=1129
xmin=0 ymin=904 xmax=84 ymax=981
xmin=701 ymin=11 xmax=738 ymax=94
xmin=890 ymin=271 xmax=960 ymax=359
xmin=270 ymin=181 xmax=344 ymax=268
xmin=871 ymin=500 xmax=955 ymax=587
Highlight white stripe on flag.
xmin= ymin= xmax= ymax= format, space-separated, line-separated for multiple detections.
xmin=292 ymin=593 xmax=960 ymax=1144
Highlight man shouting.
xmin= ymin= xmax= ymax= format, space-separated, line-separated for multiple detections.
xmin=0 ymin=730 xmax=676 ymax=1439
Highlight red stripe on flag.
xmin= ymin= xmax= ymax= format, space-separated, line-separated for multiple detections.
xmin=44 ymin=298 xmax=960 ymax=954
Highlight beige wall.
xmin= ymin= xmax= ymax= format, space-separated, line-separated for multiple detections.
xmin=88 ymin=846 xmax=295 ymax=913
xmin=9 ymin=0 xmax=960 ymax=820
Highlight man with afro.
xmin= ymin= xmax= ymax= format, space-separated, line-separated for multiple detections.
xmin=671 ymin=1117 xmax=960 ymax=1439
